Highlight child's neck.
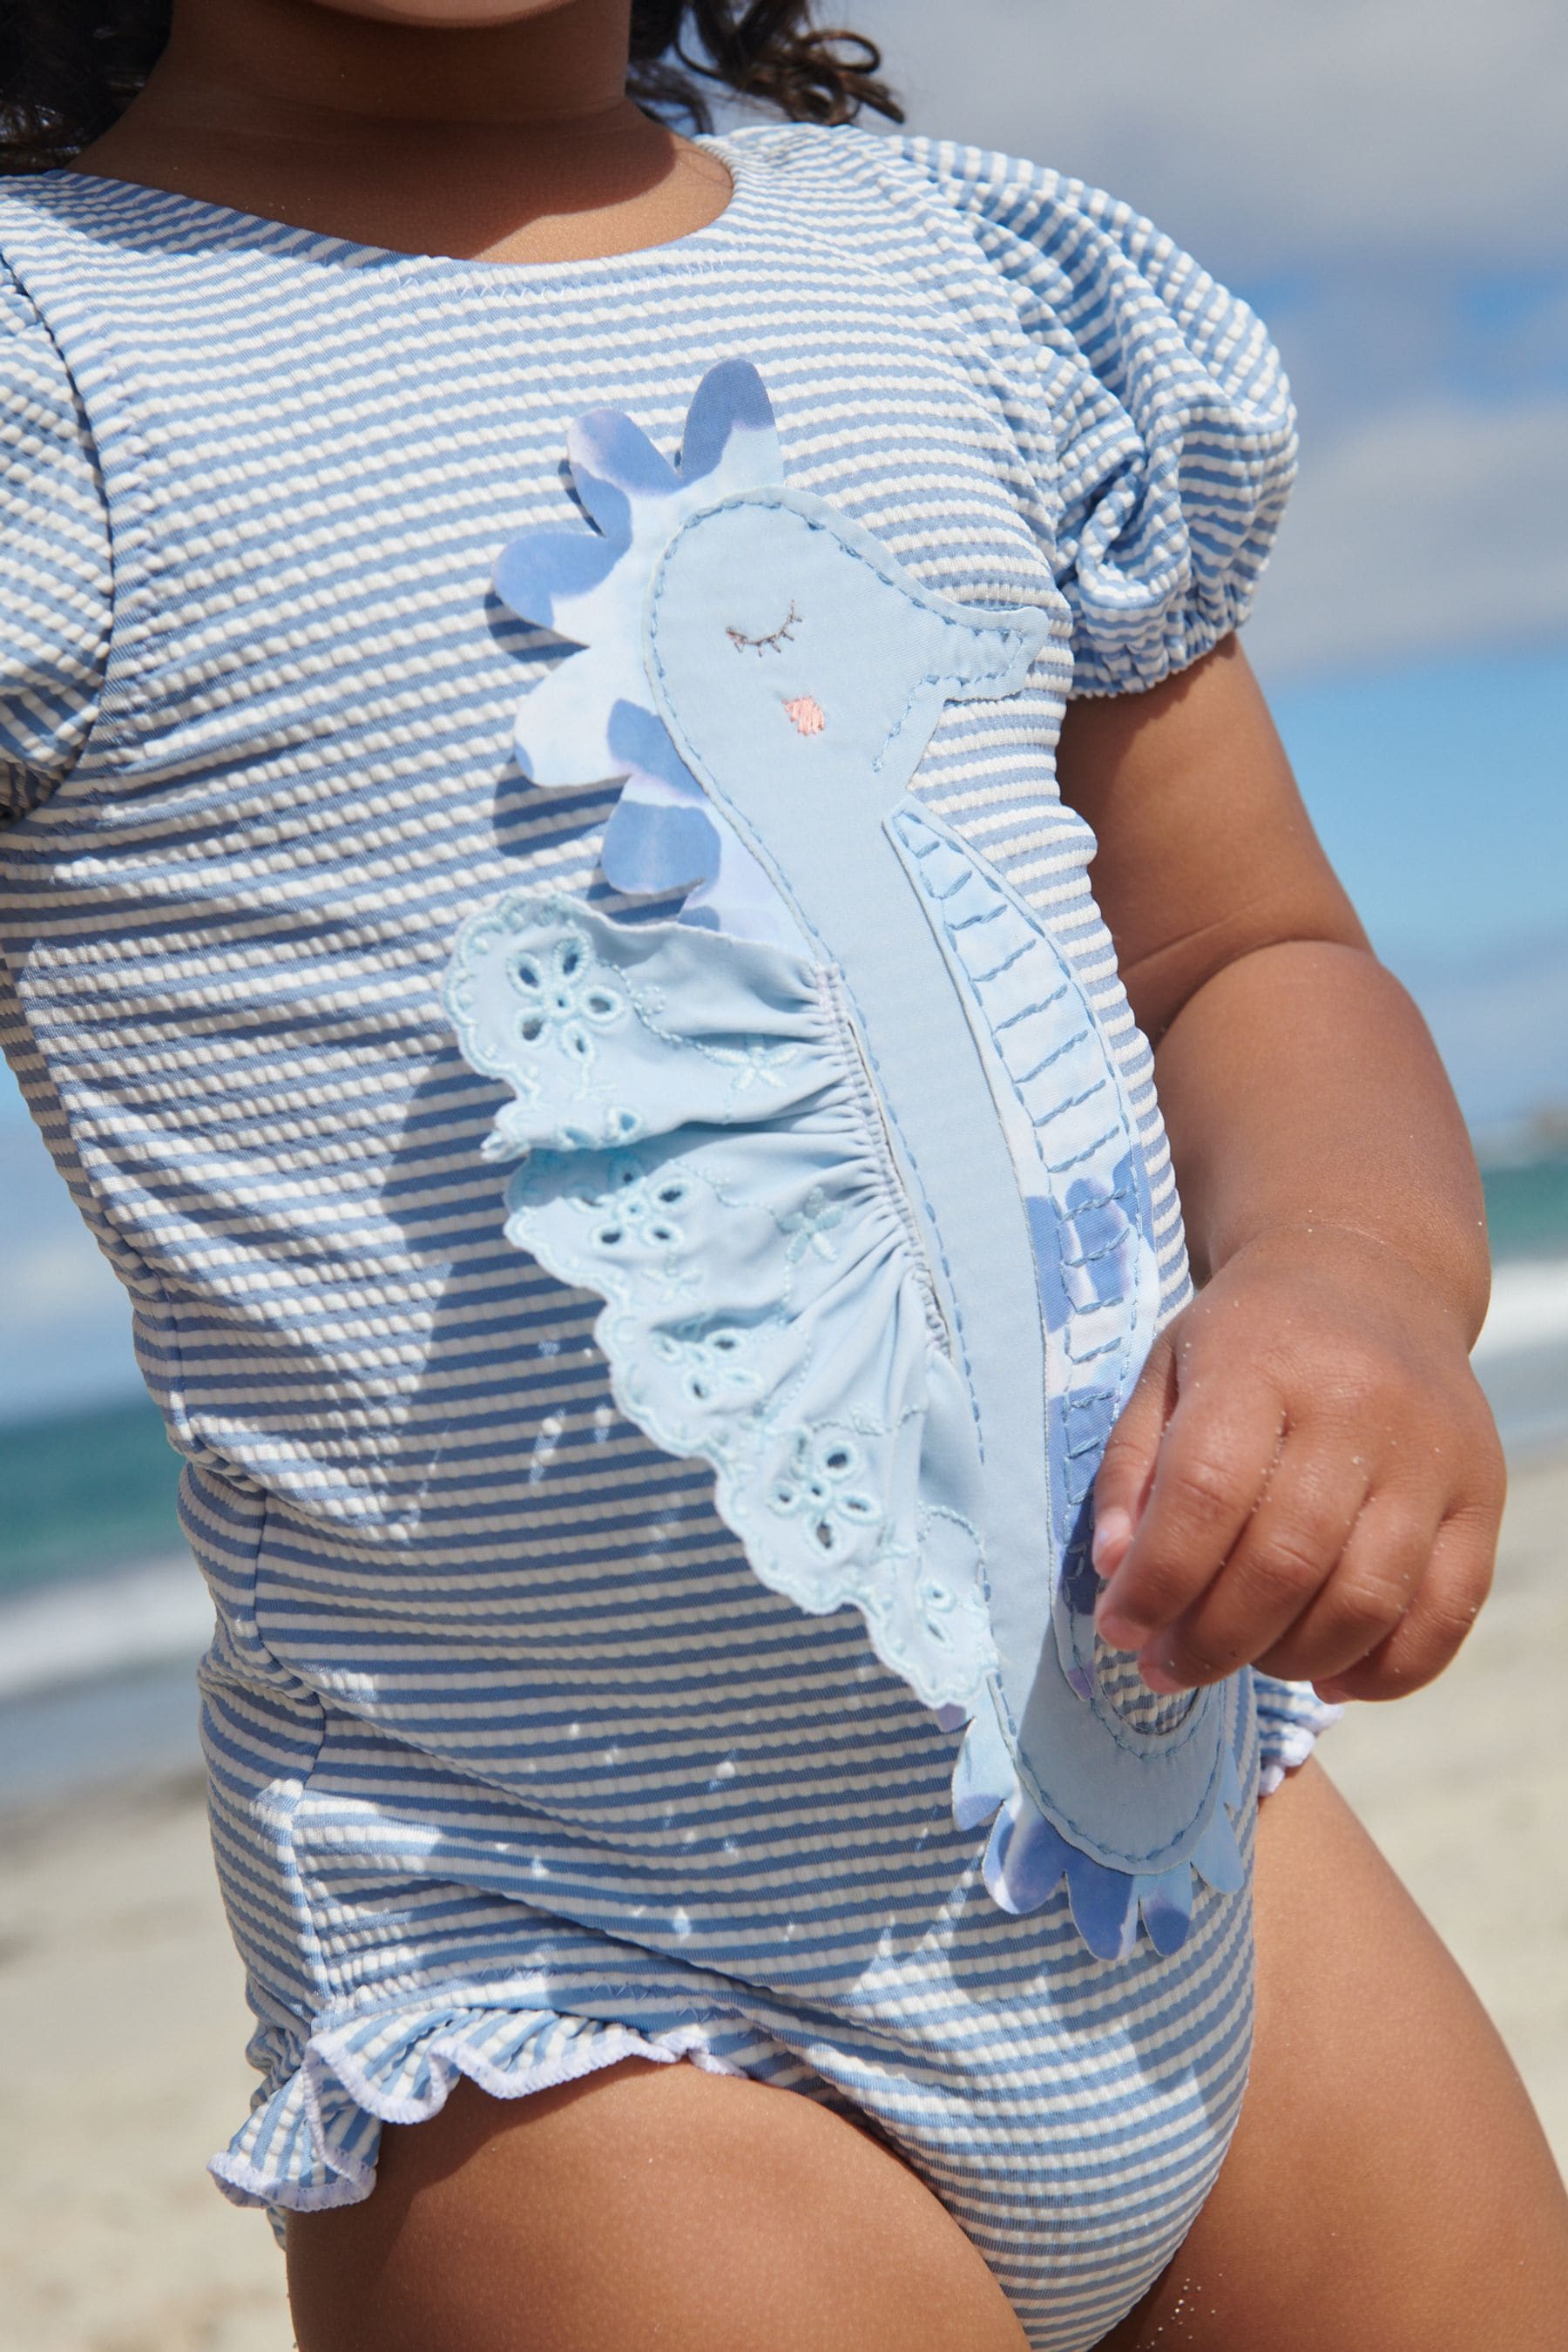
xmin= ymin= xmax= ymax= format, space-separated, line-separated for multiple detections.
xmin=69 ymin=0 xmax=733 ymax=267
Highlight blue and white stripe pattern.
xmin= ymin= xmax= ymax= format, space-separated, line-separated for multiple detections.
xmin=0 ymin=126 xmax=1334 ymax=2349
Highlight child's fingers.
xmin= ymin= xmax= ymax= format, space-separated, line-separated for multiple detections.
xmin=1089 ymin=1331 xmax=1178 ymax=1579
xmin=1247 ymin=1484 xmax=1443 ymax=1688
xmin=1136 ymin=1437 xmax=1372 ymax=1690
xmin=1309 ymin=1502 xmax=1497 ymax=1701
xmin=1093 ymin=1375 xmax=1288 ymax=1654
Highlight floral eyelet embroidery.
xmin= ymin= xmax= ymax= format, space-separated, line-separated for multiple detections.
xmin=588 ymin=1157 xmax=693 ymax=1254
xmin=443 ymin=350 xmax=1249 ymax=1956
xmin=706 ymin=1036 xmax=802 ymax=1094
xmin=766 ymin=1427 xmax=882 ymax=1557
xmin=507 ymin=928 xmax=627 ymax=1064
xmin=916 ymin=1570 xmax=958 ymax=1628
xmin=651 ymin=1322 xmax=764 ymax=1409
xmin=551 ymin=1104 xmax=644 ymax=1153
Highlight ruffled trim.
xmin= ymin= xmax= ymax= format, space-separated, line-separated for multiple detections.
xmin=211 ymin=1982 xmax=757 ymax=2215
xmin=1252 ymin=1671 xmax=1342 ymax=1797
xmin=443 ymin=890 xmax=997 ymax=1721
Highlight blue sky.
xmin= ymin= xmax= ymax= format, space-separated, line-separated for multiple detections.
xmin=1267 ymin=652 xmax=1568 ymax=968
xmin=2 ymin=0 xmax=1565 ymax=1419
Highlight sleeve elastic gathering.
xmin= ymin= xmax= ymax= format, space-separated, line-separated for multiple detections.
xmin=0 ymin=260 xmax=112 ymax=819
xmin=902 ymin=139 xmax=1299 ymax=697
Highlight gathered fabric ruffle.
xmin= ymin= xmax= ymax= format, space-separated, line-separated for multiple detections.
xmin=212 ymin=1685 xmax=1334 ymax=2216
xmin=443 ymin=889 xmax=998 ymax=1723
xmin=212 ymin=1979 xmax=773 ymax=2218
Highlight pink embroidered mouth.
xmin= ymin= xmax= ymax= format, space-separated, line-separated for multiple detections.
xmin=784 ymin=694 xmax=825 ymax=737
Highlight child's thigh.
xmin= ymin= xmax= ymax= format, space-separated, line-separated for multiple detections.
xmin=1100 ymin=1757 xmax=1568 ymax=2352
xmin=285 ymin=2057 xmax=1029 ymax=2352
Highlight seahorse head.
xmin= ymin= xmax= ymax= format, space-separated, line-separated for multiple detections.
xmin=494 ymin=362 xmax=1049 ymax=942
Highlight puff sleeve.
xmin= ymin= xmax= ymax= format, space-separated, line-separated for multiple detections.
xmin=902 ymin=140 xmax=1298 ymax=695
xmin=0 ymin=258 xmax=112 ymax=818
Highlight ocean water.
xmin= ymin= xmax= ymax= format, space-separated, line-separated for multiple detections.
xmin=3 ymin=1147 xmax=1565 ymax=1807
xmin=0 ymin=1396 xmax=193 ymax=1603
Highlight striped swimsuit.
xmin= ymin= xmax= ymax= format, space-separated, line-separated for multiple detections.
xmin=0 ymin=125 xmax=1334 ymax=2351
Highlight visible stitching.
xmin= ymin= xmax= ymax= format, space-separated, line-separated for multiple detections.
xmin=888 ymin=802 xmax=1191 ymax=1792
xmin=640 ymin=601 xmax=990 ymax=1456
xmin=890 ymin=807 xmax=1148 ymax=1443
xmin=645 ymin=487 xmax=1034 ymax=800
xmin=823 ymin=962 xmax=984 ymax=1454
xmin=988 ymin=1667 xmax=1232 ymax=1867
xmin=0 ymin=220 xmax=173 ymax=779
xmin=816 ymin=964 xmax=949 ymax=1354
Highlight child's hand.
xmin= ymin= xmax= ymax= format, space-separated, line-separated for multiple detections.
xmin=1089 ymin=1228 xmax=1505 ymax=1702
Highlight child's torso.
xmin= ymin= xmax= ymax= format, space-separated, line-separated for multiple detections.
xmin=0 ymin=128 xmax=1186 ymax=1585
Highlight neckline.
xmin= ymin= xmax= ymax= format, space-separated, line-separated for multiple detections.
xmin=39 ymin=129 xmax=764 ymax=283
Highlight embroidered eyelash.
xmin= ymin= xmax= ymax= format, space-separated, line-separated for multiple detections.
xmin=727 ymin=601 xmax=801 ymax=656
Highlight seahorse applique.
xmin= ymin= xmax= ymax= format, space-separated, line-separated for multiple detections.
xmin=443 ymin=362 xmax=1247 ymax=1957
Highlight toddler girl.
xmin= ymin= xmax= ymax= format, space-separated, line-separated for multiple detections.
xmin=2 ymin=3 xmax=1565 ymax=2347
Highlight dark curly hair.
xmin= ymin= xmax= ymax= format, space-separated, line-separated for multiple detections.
xmin=0 ymin=1 xmax=902 ymax=175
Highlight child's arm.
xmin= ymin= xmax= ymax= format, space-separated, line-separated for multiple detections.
xmin=1058 ymin=633 xmax=1504 ymax=1705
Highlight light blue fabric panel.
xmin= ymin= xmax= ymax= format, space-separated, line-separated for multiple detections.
xmin=645 ymin=476 xmax=1233 ymax=1882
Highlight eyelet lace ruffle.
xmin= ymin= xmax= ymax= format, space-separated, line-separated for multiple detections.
xmin=444 ymin=890 xmax=997 ymax=1720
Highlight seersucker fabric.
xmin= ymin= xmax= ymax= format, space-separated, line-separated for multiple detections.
xmin=0 ymin=123 xmax=1335 ymax=2350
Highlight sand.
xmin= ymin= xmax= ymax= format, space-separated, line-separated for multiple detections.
xmin=3 ymin=1452 xmax=1565 ymax=2352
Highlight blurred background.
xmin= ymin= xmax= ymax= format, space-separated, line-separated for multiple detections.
xmin=3 ymin=3 xmax=1565 ymax=2345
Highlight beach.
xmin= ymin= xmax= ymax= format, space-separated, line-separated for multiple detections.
xmin=3 ymin=1451 xmax=1565 ymax=2352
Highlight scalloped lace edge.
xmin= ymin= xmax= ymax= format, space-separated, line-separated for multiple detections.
xmin=500 ymin=1194 xmax=995 ymax=1725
